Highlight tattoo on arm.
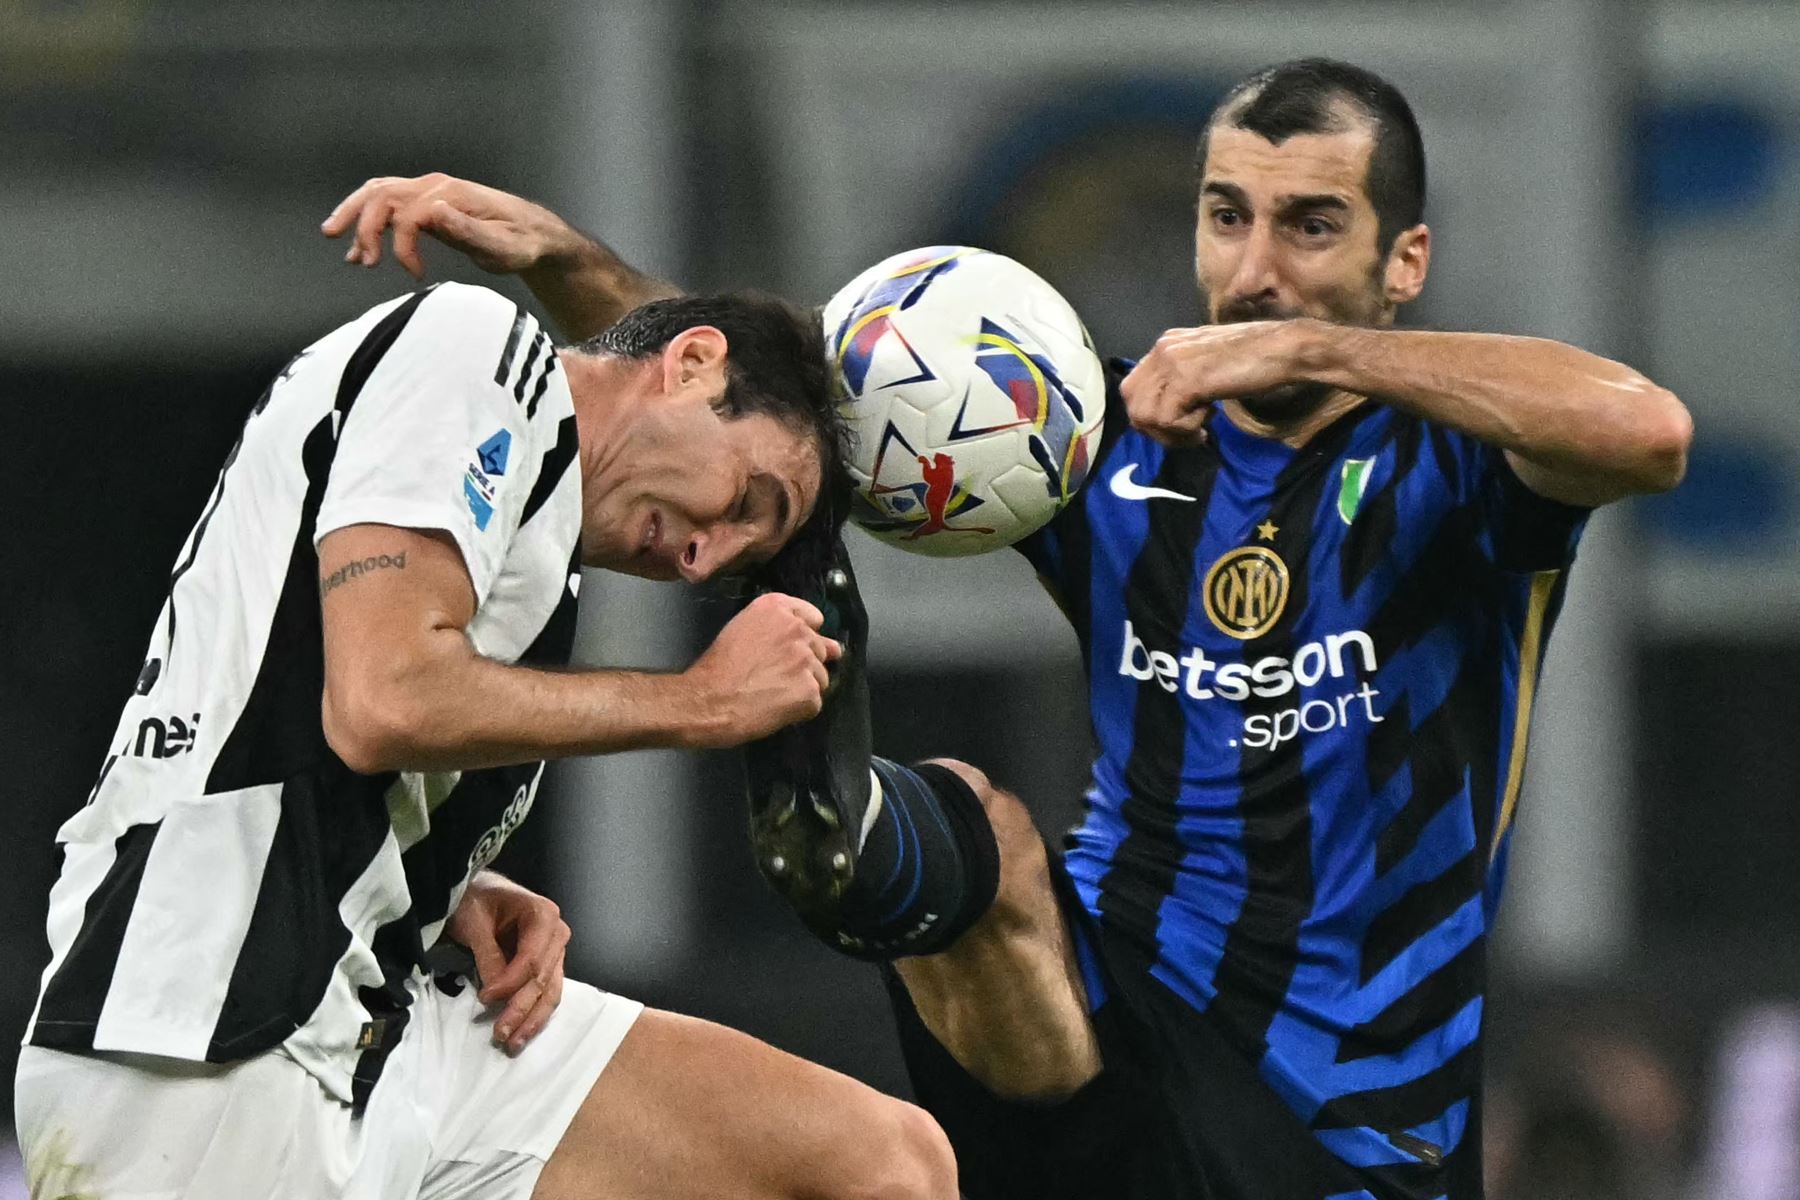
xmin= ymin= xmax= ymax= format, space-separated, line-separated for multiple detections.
xmin=320 ymin=551 xmax=408 ymax=598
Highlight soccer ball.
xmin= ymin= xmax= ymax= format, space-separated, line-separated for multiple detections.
xmin=822 ymin=246 xmax=1107 ymax=557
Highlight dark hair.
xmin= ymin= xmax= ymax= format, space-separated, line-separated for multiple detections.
xmin=580 ymin=292 xmax=854 ymax=551
xmin=1196 ymin=58 xmax=1426 ymax=252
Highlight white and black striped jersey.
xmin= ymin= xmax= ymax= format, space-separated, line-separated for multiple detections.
xmin=26 ymin=283 xmax=584 ymax=1107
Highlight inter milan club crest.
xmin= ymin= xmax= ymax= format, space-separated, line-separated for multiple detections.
xmin=1203 ymin=545 xmax=1290 ymax=640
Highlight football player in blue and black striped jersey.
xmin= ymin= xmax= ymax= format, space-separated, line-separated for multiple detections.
xmin=334 ymin=58 xmax=1689 ymax=1200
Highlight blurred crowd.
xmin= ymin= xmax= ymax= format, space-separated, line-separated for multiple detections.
xmin=1487 ymin=998 xmax=1800 ymax=1200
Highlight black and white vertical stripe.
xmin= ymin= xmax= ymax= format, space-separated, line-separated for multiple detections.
xmin=27 ymin=284 xmax=584 ymax=1106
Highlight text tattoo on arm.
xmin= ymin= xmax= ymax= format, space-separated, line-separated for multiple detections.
xmin=320 ymin=551 xmax=408 ymax=598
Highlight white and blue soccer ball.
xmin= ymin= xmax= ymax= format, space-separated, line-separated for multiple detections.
xmin=822 ymin=246 xmax=1107 ymax=557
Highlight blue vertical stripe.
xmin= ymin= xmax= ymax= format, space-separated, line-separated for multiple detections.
xmin=1063 ymin=399 xmax=1583 ymax=1188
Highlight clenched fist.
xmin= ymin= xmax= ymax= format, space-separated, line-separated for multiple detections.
xmin=321 ymin=172 xmax=584 ymax=279
xmin=1121 ymin=320 xmax=1324 ymax=445
xmin=683 ymin=593 xmax=844 ymax=747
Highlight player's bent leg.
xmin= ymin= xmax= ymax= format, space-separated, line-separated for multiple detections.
xmin=890 ymin=758 xmax=1101 ymax=1101
xmin=738 ymin=539 xmax=1097 ymax=1101
xmin=531 ymin=1007 xmax=956 ymax=1200
xmin=740 ymin=543 xmax=1024 ymax=961
xmin=746 ymin=539 xmax=997 ymax=959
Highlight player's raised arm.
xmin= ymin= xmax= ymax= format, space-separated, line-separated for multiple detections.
xmin=321 ymin=172 xmax=683 ymax=339
xmin=1290 ymin=321 xmax=1692 ymax=507
xmin=318 ymin=523 xmax=838 ymax=774
xmin=1123 ymin=317 xmax=1691 ymax=508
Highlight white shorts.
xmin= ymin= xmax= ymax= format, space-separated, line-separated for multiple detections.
xmin=14 ymin=975 xmax=643 ymax=1200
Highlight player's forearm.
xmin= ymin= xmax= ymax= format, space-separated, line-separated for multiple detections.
xmin=325 ymin=639 xmax=729 ymax=774
xmin=521 ymin=233 xmax=684 ymax=342
xmin=1297 ymin=322 xmax=1691 ymax=493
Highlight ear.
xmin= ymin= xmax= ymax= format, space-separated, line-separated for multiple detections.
xmin=659 ymin=325 xmax=730 ymax=399
xmin=1383 ymin=224 xmax=1430 ymax=305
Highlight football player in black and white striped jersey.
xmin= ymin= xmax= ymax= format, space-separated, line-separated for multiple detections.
xmin=17 ymin=277 xmax=957 ymax=1198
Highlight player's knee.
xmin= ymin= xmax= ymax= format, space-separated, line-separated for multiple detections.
xmin=919 ymin=757 xmax=1045 ymax=910
xmin=916 ymin=756 xmax=992 ymax=804
xmin=917 ymin=757 xmax=1034 ymax=858
xmin=848 ymin=1100 xmax=957 ymax=1200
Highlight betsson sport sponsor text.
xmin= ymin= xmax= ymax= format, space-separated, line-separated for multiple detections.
xmin=1117 ymin=621 xmax=1384 ymax=750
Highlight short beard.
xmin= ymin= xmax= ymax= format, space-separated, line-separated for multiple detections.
xmin=1211 ymin=284 xmax=1384 ymax=424
xmin=1212 ymin=295 xmax=1334 ymax=423
xmin=1237 ymin=380 xmax=1336 ymax=424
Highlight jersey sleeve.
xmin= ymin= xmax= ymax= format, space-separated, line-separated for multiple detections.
xmin=1440 ymin=425 xmax=1591 ymax=573
xmin=1014 ymin=356 xmax=1133 ymax=602
xmin=314 ymin=284 xmax=547 ymax=607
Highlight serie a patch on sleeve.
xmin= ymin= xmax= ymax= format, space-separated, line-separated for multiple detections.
xmin=463 ymin=428 xmax=512 ymax=531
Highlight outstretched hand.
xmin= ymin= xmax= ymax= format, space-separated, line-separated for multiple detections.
xmin=445 ymin=871 xmax=570 ymax=1055
xmin=321 ymin=172 xmax=582 ymax=280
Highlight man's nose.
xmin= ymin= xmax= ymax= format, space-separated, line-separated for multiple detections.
xmin=1226 ymin=225 xmax=1283 ymax=308
xmin=678 ymin=526 xmax=755 ymax=584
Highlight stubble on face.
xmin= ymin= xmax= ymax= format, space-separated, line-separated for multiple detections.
xmin=1197 ymin=119 xmax=1397 ymax=424
xmin=1211 ymin=267 xmax=1389 ymax=423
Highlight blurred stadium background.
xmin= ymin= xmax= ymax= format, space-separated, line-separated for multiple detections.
xmin=5 ymin=1 xmax=1799 ymax=1195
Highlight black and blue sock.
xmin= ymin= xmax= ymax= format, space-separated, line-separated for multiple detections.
xmin=828 ymin=757 xmax=1001 ymax=960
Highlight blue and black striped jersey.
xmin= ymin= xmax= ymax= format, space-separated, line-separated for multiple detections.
xmin=1020 ymin=365 xmax=1589 ymax=1191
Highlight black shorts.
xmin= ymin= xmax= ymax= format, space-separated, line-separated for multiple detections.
xmin=885 ymin=850 xmax=1406 ymax=1200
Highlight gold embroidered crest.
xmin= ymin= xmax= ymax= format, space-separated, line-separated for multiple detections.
xmin=1203 ymin=546 xmax=1290 ymax=640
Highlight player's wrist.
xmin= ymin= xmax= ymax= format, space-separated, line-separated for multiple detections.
xmin=463 ymin=867 xmax=510 ymax=893
xmin=1288 ymin=318 xmax=1368 ymax=390
xmin=519 ymin=232 xmax=662 ymax=341
xmin=520 ymin=221 xmax=601 ymax=282
xmin=1285 ymin=317 xmax=1350 ymax=383
xmin=665 ymin=666 xmax=736 ymax=750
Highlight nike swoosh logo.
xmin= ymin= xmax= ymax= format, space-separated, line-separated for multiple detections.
xmin=1108 ymin=463 xmax=1197 ymax=503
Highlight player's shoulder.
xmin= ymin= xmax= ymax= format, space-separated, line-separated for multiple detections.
xmin=405 ymin=281 xmax=533 ymax=340
xmin=1103 ymin=354 xmax=1133 ymax=392
xmin=419 ymin=279 xmax=516 ymax=315
xmin=332 ymin=282 xmax=525 ymax=359
xmin=362 ymin=283 xmax=553 ymax=396
xmin=426 ymin=283 xmax=561 ymax=403
xmin=1092 ymin=353 xmax=1135 ymax=453
xmin=353 ymin=281 xmax=536 ymax=359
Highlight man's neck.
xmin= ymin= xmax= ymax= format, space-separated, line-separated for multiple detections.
xmin=1219 ymin=388 xmax=1367 ymax=450
xmin=561 ymin=350 xmax=644 ymax=542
